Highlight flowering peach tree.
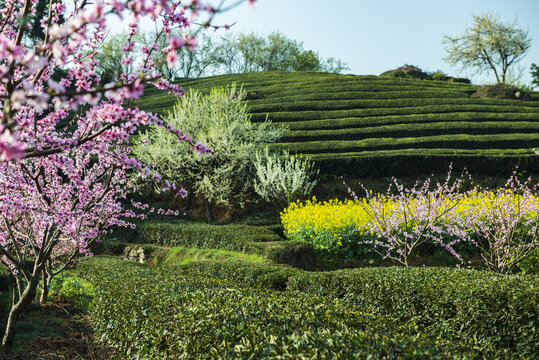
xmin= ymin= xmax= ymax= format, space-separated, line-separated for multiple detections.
xmin=0 ymin=0 xmax=253 ymax=352
xmin=349 ymin=169 xmax=471 ymax=267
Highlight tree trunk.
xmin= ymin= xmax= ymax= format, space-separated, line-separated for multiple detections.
xmin=39 ymin=268 xmax=49 ymax=304
xmin=2 ymin=277 xmax=39 ymax=353
xmin=205 ymin=199 xmax=215 ymax=223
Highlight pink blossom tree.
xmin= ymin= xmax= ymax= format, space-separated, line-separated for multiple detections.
xmin=0 ymin=0 xmax=254 ymax=353
xmin=348 ymin=168 xmax=471 ymax=266
xmin=0 ymin=134 xmax=143 ymax=350
xmin=458 ymin=173 xmax=539 ymax=273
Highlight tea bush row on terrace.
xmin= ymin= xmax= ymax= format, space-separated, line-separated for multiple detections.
xmin=137 ymin=71 xmax=539 ymax=177
xmin=310 ymin=151 xmax=539 ymax=177
xmin=109 ymin=219 xmax=314 ymax=267
xmin=81 ymin=260 xmax=524 ymax=359
xmin=270 ymin=133 xmax=539 ymax=153
xmin=77 ymin=257 xmax=537 ymax=358
xmin=282 ymin=121 xmax=539 ymax=142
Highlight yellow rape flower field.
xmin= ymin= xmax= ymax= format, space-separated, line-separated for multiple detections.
xmin=281 ymin=192 xmax=539 ymax=252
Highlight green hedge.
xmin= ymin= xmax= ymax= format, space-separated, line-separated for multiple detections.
xmin=168 ymin=261 xmax=300 ymax=291
xmin=282 ymin=121 xmax=539 ymax=142
xmin=124 ymin=220 xmax=283 ymax=253
xmin=270 ymin=133 xmax=539 ymax=154
xmin=249 ymin=97 xmax=539 ymax=113
xmin=288 ymin=267 xmax=539 ymax=357
xmin=144 ymin=259 xmax=539 ymax=355
xmin=310 ymin=152 xmax=539 ymax=177
xmin=80 ymin=259 xmax=494 ymax=359
xmin=247 ymin=90 xmax=469 ymax=103
xmin=250 ymin=104 xmax=538 ymax=123
xmin=284 ymin=112 xmax=539 ymax=131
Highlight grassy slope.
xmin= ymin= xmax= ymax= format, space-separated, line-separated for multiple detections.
xmin=138 ymin=71 xmax=539 ymax=177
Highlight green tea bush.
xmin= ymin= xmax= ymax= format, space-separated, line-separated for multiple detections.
xmin=282 ymin=121 xmax=539 ymax=142
xmin=310 ymin=151 xmax=539 ymax=178
xmin=288 ymin=267 xmax=539 ymax=356
xmin=249 ymin=97 xmax=539 ymax=113
xmin=285 ymin=112 xmax=539 ymax=131
xmin=169 ymin=261 xmax=300 ymax=291
xmin=270 ymin=133 xmax=539 ymax=155
xmin=250 ymin=104 xmax=538 ymax=123
xmin=518 ymin=248 xmax=539 ymax=274
xmin=49 ymin=275 xmax=95 ymax=310
xmin=81 ymin=259 xmax=495 ymax=359
xmin=131 ymin=220 xmax=282 ymax=252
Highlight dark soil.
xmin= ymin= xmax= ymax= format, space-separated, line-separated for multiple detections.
xmin=0 ymin=295 xmax=113 ymax=360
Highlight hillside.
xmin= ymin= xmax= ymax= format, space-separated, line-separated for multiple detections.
xmin=139 ymin=71 xmax=539 ymax=177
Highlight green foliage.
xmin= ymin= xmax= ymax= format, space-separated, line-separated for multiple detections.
xmin=531 ymin=63 xmax=539 ymax=89
xmin=443 ymin=13 xmax=531 ymax=84
xmin=169 ymin=261 xmax=300 ymax=291
xmin=145 ymin=30 xmax=224 ymax=80
xmin=288 ymin=267 xmax=539 ymax=356
xmin=49 ymin=275 xmax=95 ymax=310
xmin=81 ymin=258 xmax=495 ymax=359
xmin=309 ymin=150 xmax=539 ymax=178
xmin=218 ymin=31 xmax=350 ymax=74
xmin=263 ymin=241 xmax=316 ymax=269
xmin=253 ymin=148 xmax=319 ymax=210
xmin=133 ymin=85 xmax=284 ymax=221
xmin=128 ymin=220 xmax=282 ymax=252
xmin=93 ymin=33 xmax=133 ymax=83
xmin=517 ymin=248 xmax=539 ymax=274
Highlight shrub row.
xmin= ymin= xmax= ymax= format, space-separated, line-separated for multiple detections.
xmin=248 ymin=97 xmax=539 ymax=113
xmin=282 ymin=121 xmax=539 ymax=142
xmin=246 ymin=90 xmax=469 ymax=103
xmin=174 ymin=73 xmax=474 ymax=94
xmin=112 ymin=218 xmax=317 ymax=267
xmin=309 ymin=152 xmax=539 ymax=177
xmin=116 ymin=220 xmax=283 ymax=253
xmin=140 ymin=81 xmax=473 ymax=115
xmin=250 ymin=104 xmax=539 ymax=123
xmin=80 ymin=258 xmax=496 ymax=359
xmin=269 ymin=133 xmax=539 ymax=154
xmin=158 ymin=260 xmax=539 ymax=355
xmin=288 ymin=267 xmax=539 ymax=357
xmin=284 ymin=112 xmax=539 ymax=131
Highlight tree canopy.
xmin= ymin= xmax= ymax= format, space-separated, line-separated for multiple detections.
xmin=443 ymin=13 xmax=531 ymax=84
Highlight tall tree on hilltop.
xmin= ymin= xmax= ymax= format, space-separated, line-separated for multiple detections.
xmin=443 ymin=13 xmax=531 ymax=84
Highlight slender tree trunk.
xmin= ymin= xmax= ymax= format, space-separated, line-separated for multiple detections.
xmin=39 ymin=268 xmax=49 ymax=304
xmin=2 ymin=277 xmax=39 ymax=353
xmin=205 ymin=199 xmax=214 ymax=223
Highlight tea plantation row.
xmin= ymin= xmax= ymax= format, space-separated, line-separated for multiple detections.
xmin=138 ymin=71 xmax=539 ymax=177
xmin=77 ymin=256 xmax=538 ymax=359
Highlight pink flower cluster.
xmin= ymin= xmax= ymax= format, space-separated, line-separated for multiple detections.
xmin=0 ymin=0 xmax=236 ymax=161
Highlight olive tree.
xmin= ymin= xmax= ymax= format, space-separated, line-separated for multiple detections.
xmin=443 ymin=13 xmax=531 ymax=84
xmin=133 ymin=85 xmax=285 ymax=222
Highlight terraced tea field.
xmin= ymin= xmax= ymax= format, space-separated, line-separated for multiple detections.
xmin=139 ymin=71 xmax=539 ymax=177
